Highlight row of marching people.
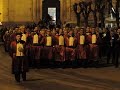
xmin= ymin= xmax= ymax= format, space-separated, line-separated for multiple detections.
xmin=3 ymin=26 xmax=120 ymax=69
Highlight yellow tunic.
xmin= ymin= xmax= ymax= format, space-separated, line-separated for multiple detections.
xmin=46 ymin=36 xmax=52 ymax=46
xmin=59 ymin=36 xmax=64 ymax=45
xmin=33 ymin=34 xmax=39 ymax=44
xmin=92 ymin=34 xmax=97 ymax=44
xmin=21 ymin=34 xmax=26 ymax=42
xmin=69 ymin=37 xmax=74 ymax=46
xmin=16 ymin=43 xmax=24 ymax=56
xmin=80 ymin=35 xmax=85 ymax=45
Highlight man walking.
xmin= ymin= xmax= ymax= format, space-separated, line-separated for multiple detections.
xmin=10 ymin=32 xmax=29 ymax=82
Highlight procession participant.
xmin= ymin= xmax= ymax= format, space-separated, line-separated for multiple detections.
xmin=25 ymin=30 xmax=34 ymax=67
xmin=39 ymin=29 xmax=47 ymax=67
xmin=41 ymin=29 xmax=54 ymax=66
xmin=62 ymin=29 xmax=69 ymax=67
xmin=34 ymin=26 xmax=40 ymax=34
xmin=39 ymin=29 xmax=46 ymax=45
xmin=10 ymin=33 xmax=29 ymax=82
xmin=24 ymin=26 xmax=39 ymax=68
xmin=53 ymin=29 xmax=65 ymax=67
xmin=50 ymin=29 xmax=59 ymax=66
xmin=20 ymin=26 xmax=27 ymax=42
xmin=51 ymin=28 xmax=57 ymax=36
xmin=9 ymin=28 xmax=17 ymax=43
xmin=96 ymin=28 xmax=102 ymax=59
xmin=85 ymin=27 xmax=91 ymax=41
xmin=85 ymin=27 xmax=91 ymax=61
xmin=74 ymin=27 xmax=79 ymax=38
xmin=76 ymin=28 xmax=87 ymax=66
xmin=58 ymin=28 xmax=63 ymax=35
xmin=26 ymin=30 xmax=33 ymax=45
xmin=9 ymin=29 xmax=17 ymax=55
xmin=3 ymin=30 xmax=10 ymax=52
xmin=64 ymin=29 xmax=77 ymax=66
xmin=101 ymin=28 xmax=111 ymax=57
xmin=30 ymin=27 xmax=42 ymax=68
xmin=107 ymin=30 xmax=118 ymax=64
xmin=89 ymin=27 xmax=99 ymax=61
xmin=114 ymin=28 xmax=120 ymax=68
xmin=56 ymin=28 xmax=59 ymax=34
xmin=98 ymin=27 xmax=103 ymax=59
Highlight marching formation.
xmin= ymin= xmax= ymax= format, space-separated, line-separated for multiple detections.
xmin=3 ymin=26 xmax=120 ymax=67
xmin=2 ymin=25 xmax=120 ymax=82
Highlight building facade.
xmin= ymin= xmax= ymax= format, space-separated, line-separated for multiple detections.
xmin=0 ymin=0 xmax=117 ymax=25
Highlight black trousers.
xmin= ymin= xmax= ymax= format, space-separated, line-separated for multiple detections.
xmin=114 ymin=47 xmax=120 ymax=67
xmin=107 ymin=46 xmax=115 ymax=64
xmin=14 ymin=72 xmax=26 ymax=82
xmin=101 ymin=44 xmax=109 ymax=57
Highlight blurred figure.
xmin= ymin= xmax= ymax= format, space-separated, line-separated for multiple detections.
xmin=76 ymin=28 xmax=87 ymax=67
xmin=3 ymin=31 xmax=10 ymax=52
xmin=10 ymin=33 xmax=29 ymax=82
xmin=114 ymin=28 xmax=120 ymax=68
xmin=107 ymin=30 xmax=118 ymax=64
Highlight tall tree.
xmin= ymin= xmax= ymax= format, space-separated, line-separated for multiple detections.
xmin=73 ymin=3 xmax=81 ymax=26
xmin=90 ymin=0 xmax=98 ymax=27
xmin=81 ymin=1 xmax=91 ymax=27
xmin=96 ymin=0 xmax=105 ymax=29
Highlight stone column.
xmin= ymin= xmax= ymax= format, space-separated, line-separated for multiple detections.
xmin=33 ymin=0 xmax=37 ymax=22
xmin=66 ymin=0 xmax=71 ymax=22
xmin=36 ymin=0 xmax=40 ymax=22
xmin=62 ymin=0 xmax=67 ymax=23
xmin=40 ymin=0 xmax=42 ymax=20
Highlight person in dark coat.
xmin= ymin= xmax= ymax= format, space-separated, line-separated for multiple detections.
xmin=101 ymin=28 xmax=111 ymax=57
xmin=107 ymin=30 xmax=118 ymax=64
xmin=10 ymin=33 xmax=29 ymax=82
xmin=114 ymin=28 xmax=120 ymax=68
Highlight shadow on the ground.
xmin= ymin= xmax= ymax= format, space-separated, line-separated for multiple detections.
xmin=26 ymin=78 xmax=44 ymax=82
xmin=29 ymin=60 xmax=117 ymax=69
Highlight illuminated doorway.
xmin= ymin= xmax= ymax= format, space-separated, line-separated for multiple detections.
xmin=48 ymin=8 xmax=56 ymax=24
xmin=42 ymin=0 xmax=60 ymax=24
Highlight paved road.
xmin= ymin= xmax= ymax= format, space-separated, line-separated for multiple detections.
xmin=0 ymin=45 xmax=120 ymax=90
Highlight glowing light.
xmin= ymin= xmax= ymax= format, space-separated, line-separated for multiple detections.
xmin=112 ymin=7 xmax=116 ymax=14
xmin=0 ymin=22 xmax=2 ymax=25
